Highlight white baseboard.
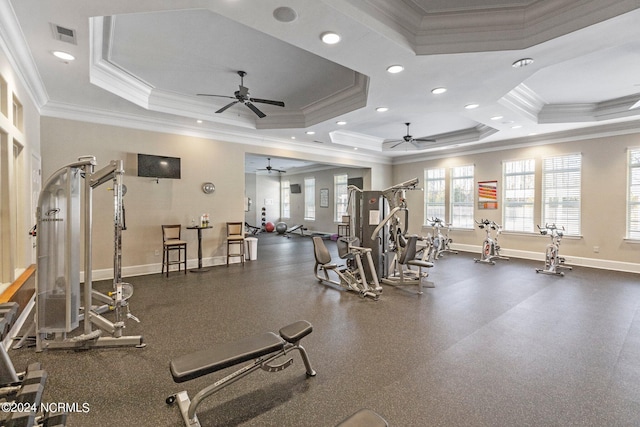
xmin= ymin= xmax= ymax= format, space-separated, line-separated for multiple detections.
xmin=81 ymin=255 xmax=235 ymax=281
xmin=452 ymin=244 xmax=640 ymax=274
xmin=80 ymin=245 xmax=640 ymax=281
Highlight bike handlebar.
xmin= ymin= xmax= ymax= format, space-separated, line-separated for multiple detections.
xmin=537 ymin=224 xmax=565 ymax=237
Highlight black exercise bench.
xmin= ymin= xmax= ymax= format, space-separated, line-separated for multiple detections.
xmin=167 ymin=320 xmax=316 ymax=427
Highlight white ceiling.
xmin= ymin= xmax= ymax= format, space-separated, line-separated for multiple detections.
xmin=3 ymin=0 xmax=640 ymax=170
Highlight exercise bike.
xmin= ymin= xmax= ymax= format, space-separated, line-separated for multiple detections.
xmin=473 ymin=219 xmax=509 ymax=264
xmin=312 ymin=236 xmax=382 ymax=299
xmin=427 ymin=217 xmax=458 ymax=260
xmin=535 ymin=224 xmax=572 ymax=276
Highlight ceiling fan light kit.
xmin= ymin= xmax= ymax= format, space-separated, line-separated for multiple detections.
xmin=197 ymin=71 xmax=285 ymax=118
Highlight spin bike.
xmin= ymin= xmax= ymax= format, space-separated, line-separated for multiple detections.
xmin=535 ymin=224 xmax=572 ymax=276
xmin=473 ymin=219 xmax=509 ymax=264
xmin=426 ymin=217 xmax=458 ymax=260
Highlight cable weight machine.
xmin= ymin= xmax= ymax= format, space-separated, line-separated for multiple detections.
xmin=35 ymin=156 xmax=143 ymax=351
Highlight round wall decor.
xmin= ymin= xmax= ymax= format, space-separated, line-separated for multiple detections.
xmin=202 ymin=182 xmax=215 ymax=194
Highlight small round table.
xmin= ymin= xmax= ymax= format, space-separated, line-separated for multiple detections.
xmin=187 ymin=225 xmax=212 ymax=272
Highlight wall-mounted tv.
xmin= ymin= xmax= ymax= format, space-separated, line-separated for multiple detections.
xmin=137 ymin=154 xmax=181 ymax=179
xmin=290 ymin=183 xmax=302 ymax=194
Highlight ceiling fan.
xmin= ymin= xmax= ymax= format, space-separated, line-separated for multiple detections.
xmin=197 ymin=71 xmax=285 ymax=118
xmin=383 ymin=122 xmax=435 ymax=150
xmin=258 ymin=158 xmax=286 ymax=174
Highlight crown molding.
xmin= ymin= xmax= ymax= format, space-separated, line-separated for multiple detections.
xmin=88 ymin=14 xmax=369 ymax=131
xmin=539 ymin=93 xmax=640 ymax=123
xmin=499 ymin=83 xmax=546 ymax=123
xmin=362 ymin=0 xmax=640 ymax=55
xmin=392 ymin=119 xmax=640 ymax=164
xmin=0 ymin=0 xmax=48 ymax=109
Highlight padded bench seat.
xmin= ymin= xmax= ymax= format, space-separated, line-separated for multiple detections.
xmin=168 ymin=320 xmax=315 ymax=427
xmin=171 ymin=332 xmax=285 ymax=383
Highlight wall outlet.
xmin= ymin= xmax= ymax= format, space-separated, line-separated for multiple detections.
xmin=593 ymin=246 xmax=600 ymax=253
xmin=154 ymin=249 xmax=160 ymax=256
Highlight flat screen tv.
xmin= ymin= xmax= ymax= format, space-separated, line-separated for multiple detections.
xmin=137 ymin=154 xmax=181 ymax=179
xmin=290 ymin=183 xmax=301 ymax=193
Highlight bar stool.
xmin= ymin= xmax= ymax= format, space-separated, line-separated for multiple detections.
xmin=226 ymin=222 xmax=245 ymax=265
xmin=162 ymin=225 xmax=187 ymax=276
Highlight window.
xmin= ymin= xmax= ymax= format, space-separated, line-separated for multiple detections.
xmin=424 ymin=167 xmax=445 ymax=223
xmin=334 ymin=174 xmax=348 ymax=222
xmin=450 ymin=165 xmax=474 ymax=229
xmin=502 ymin=159 xmax=535 ymax=232
xmin=542 ymin=153 xmax=581 ymax=236
xmin=304 ymin=177 xmax=315 ymax=220
xmin=281 ymin=180 xmax=290 ymax=219
xmin=628 ymin=148 xmax=640 ymax=239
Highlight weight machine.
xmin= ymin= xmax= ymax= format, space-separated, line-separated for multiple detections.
xmin=369 ymin=178 xmax=434 ymax=293
xmin=535 ymin=224 xmax=572 ymax=276
xmin=473 ymin=219 xmax=509 ymax=265
xmin=34 ymin=156 xmax=143 ymax=351
xmin=312 ymin=236 xmax=382 ymax=300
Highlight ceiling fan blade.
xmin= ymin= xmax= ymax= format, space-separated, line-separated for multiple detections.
xmin=381 ymin=140 xmax=407 ymax=149
xmin=382 ymin=139 xmax=403 ymax=148
xmin=197 ymin=94 xmax=236 ymax=99
xmin=250 ymin=98 xmax=285 ymax=107
xmin=413 ymin=138 xmax=436 ymax=143
xmin=245 ymin=102 xmax=266 ymax=118
xmin=215 ymin=101 xmax=240 ymax=114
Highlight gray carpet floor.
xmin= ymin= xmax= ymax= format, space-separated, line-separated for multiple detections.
xmin=7 ymin=233 xmax=640 ymax=426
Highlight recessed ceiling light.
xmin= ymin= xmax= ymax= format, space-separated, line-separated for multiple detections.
xmin=336 ymin=121 xmax=347 ymax=125
xmin=52 ymin=51 xmax=75 ymax=61
xmin=465 ymin=103 xmax=479 ymax=109
xmin=196 ymin=119 xmax=203 ymax=124
xmin=431 ymin=87 xmax=447 ymax=94
xmin=291 ymin=136 xmax=296 ymax=139
xmin=376 ymin=107 xmax=389 ymax=112
xmin=512 ymin=125 xmax=522 ymax=129
xmin=386 ymin=65 xmax=404 ymax=74
xmin=512 ymin=58 xmax=534 ymax=68
xmin=353 ymin=147 xmax=358 ymax=150
xmin=305 ymin=131 xmax=315 ymax=135
xmin=321 ymin=32 xmax=341 ymax=45
xmin=528 ymin=132 xmax=538 ymax=136
xmin=273 ymin=6 xmax=297 ymax=22
xmin=490 ymin=115 xmax=503 ymax=120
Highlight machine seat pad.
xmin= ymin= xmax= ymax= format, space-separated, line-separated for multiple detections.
xmin=170 ymin=332 xmax=285 ymax=383
xmin=321 ymin=263 xmax=338 ymax=270
xmin=279 ymin=320 xmax=313 ymax=343
xmin=407 ymin=259 xmax=434 ymax=268
xmin=336 ymin=409 xmax=388 ymax=427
